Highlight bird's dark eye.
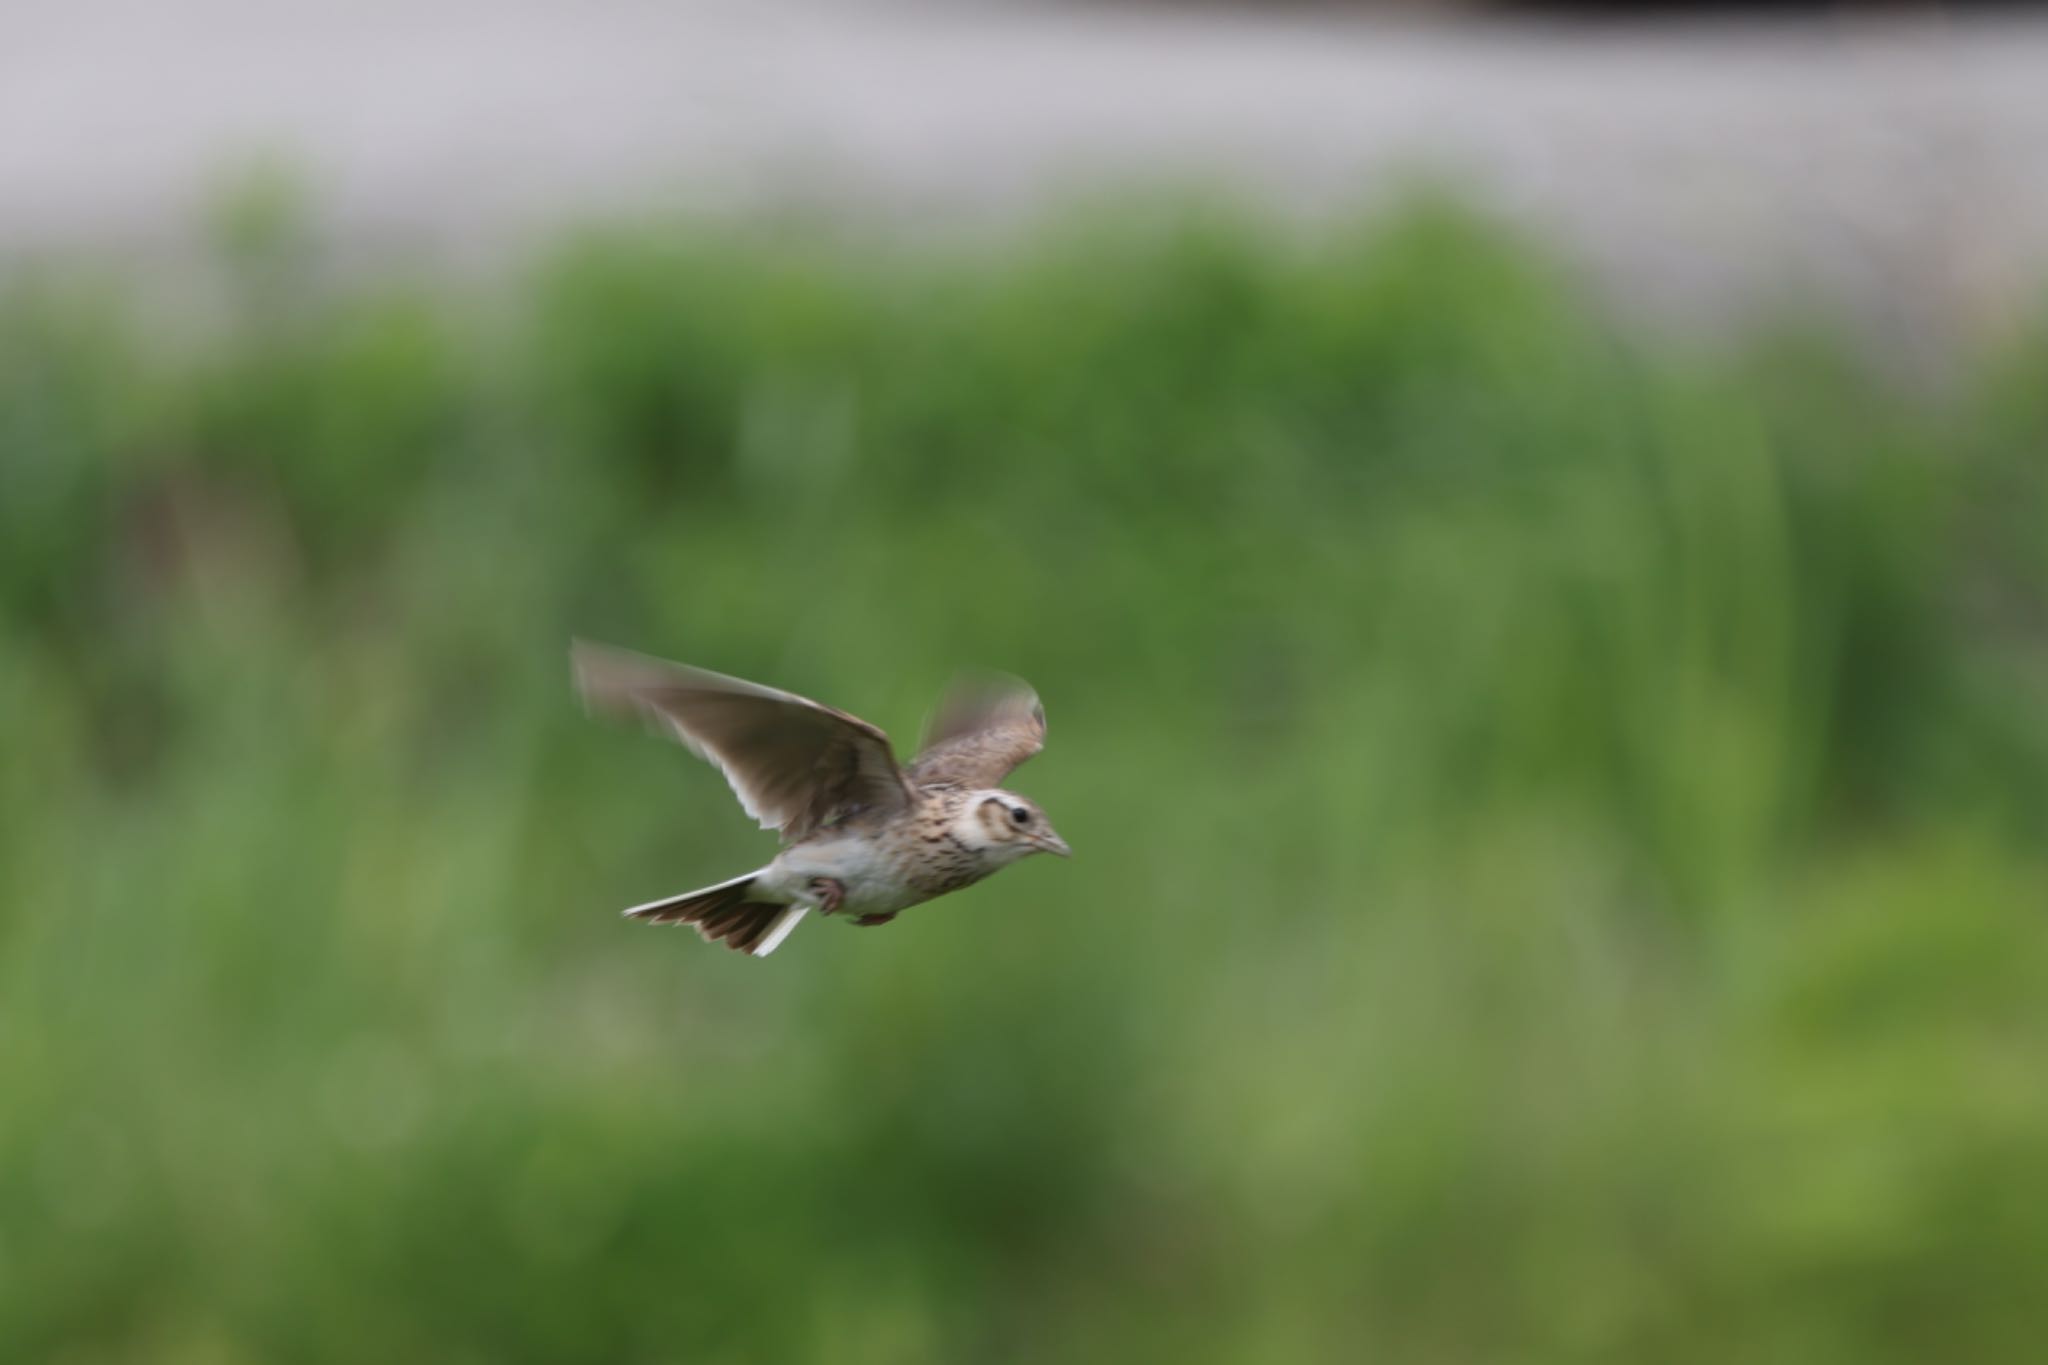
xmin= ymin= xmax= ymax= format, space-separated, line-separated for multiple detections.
xmin=1011 ymin=808 xmax=1031 ymax=826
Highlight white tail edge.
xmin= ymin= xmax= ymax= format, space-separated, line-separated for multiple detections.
xmin=752 ymin=905 xmax=808 ymax=957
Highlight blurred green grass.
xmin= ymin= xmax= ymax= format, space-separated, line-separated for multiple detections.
xmin=4 ymin=197 xmax=2048 ymax=1364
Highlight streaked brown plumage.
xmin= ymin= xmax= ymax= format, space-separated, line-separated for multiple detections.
xmin=573 ymin=641 xmax=1069 ymax=957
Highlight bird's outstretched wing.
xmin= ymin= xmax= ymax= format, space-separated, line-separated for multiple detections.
xmin=573 ymin=641 xmax=912 ymax=843
xmin=906 ymin=673 xmax=1046 ymax=790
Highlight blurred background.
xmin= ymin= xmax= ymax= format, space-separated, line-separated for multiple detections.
xmin=5 ymin=2 xmax=2048 ymax=1362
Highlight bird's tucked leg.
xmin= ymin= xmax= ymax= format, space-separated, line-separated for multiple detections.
xmin=852 ymin=912 xmax=897 ymax=928
xmin=807 ymin=878 xmax=846 ymax=916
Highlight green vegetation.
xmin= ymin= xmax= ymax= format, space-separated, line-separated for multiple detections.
xmin=4 ymin=199 xmax=2047 ymax=1363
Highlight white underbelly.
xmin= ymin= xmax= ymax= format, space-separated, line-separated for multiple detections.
xmin=758 ymin=837 xmax=920 ymax=915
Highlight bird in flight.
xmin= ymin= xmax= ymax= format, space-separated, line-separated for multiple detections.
xmin=573 ymin=641 xmax=1070 ymax=957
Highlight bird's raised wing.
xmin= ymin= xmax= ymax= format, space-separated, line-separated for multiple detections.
xmin=573 ymin=641 xmax=912 ymax=843
xmin=906 ymin=673 xmax=1046 ymax=790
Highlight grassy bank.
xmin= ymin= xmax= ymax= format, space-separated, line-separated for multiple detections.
xmin=3 ymin=199 xmax=2047 ymax=1363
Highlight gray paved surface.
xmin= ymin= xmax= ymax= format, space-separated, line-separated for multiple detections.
xmin=6 ymin=2 xmax=2048 ymax=341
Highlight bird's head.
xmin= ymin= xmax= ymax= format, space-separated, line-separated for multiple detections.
xmin=968 ymin=791 xmax=1071 ymax=863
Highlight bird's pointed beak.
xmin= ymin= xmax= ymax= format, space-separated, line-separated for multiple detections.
xmin=1031 ymin=829 xmax=1072 ymax=858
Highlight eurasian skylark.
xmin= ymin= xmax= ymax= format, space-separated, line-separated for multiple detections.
xmin=573 ymin=642 xmax=1070 ymax=957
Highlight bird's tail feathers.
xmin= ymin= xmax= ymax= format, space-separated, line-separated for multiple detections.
xmin=623 ymin=871 xmax=807 ymax=957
